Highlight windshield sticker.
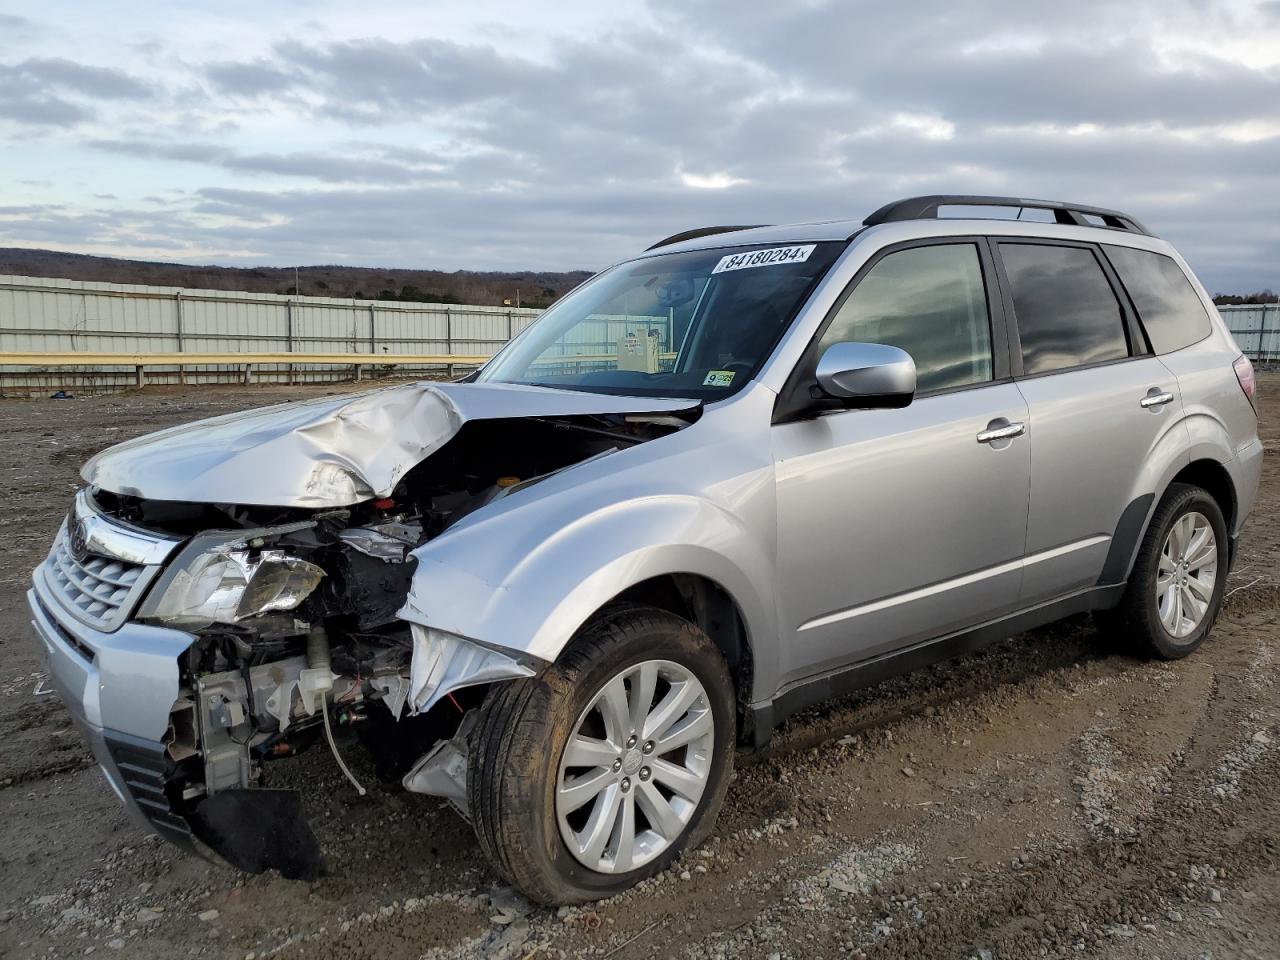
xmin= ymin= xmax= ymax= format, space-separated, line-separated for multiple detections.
xmin=703 ymin=370 xmax=736 ymax=387
xmin=711 ymin=244 xmax=815 ymax=275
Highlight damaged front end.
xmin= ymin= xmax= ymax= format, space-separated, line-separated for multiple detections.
xmin=31 ymin=383 xmax=697 ymax=879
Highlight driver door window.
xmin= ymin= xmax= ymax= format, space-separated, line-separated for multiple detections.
xmin=818 ymin=243 xmax=993 ymax=392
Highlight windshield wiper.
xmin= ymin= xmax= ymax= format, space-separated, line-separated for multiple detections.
xmin=530 ymin=417 xmax=647 ymax=445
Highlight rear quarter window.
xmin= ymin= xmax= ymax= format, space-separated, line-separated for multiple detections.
xmin=1103 ymin=245 xmax=1212 ymax=354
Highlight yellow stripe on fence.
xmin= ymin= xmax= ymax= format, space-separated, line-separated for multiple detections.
xmin=0 ymin=351 xmax=680 ymax=387
xmin=0 ymin=351 xmax=492 ymax=367
xmin=0 ymin=351 xmax=675 ymax=367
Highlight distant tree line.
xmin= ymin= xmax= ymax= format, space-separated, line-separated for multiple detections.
xmin=0 ymin=247 xmax=592 ymax=309
xmin=1213 ymin=290 xmax=1278 ymax=305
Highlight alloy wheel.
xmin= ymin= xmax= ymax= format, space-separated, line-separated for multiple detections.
xmin=1156 ymin=510 xmax=1218 ymax=639
xmin=555 ymin=659 xmax=715 ymax=874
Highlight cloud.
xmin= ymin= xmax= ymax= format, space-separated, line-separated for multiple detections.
xmin=0 ymin=56 xmax=153 ymax=127
xmin=88 ymin=138 xmax=449 ymax=184
xmin=0 ymin=14 xmax=34 ymax=32
xmin=16 ymin=57 xmax=153 ymax=100
xmin=204 ymin=59 xmax=296 ymax=96
xmin=0 ymin=1 xmax=1278 ymax=292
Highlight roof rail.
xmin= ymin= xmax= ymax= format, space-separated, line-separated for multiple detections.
xmin=646 ymin=225 xmax=769 ymax=250
xmin=863 ymin=195 xmax=1150 ymax=236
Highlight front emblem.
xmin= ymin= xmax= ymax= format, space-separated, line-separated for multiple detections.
xmin=67 ymin=516 xmax=90 ymax=562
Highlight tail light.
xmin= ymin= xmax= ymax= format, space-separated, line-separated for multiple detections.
xmin=1233 ymin=355 xmax=1257 ymax=412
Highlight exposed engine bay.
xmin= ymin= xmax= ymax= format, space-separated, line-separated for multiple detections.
xmin=91 ymin=411 xmax=691 ymax=878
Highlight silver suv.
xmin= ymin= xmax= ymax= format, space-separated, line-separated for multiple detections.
xmin=27 ymin=195 xmax=1262 ymax=903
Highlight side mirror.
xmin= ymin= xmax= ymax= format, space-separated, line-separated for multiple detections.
xmin=814 ymin=342 xmax=916 ymax=408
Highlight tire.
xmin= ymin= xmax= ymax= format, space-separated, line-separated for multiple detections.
xmin=466 ymin=603 xmax=736 ymax=904
xmin=1101 ymin=483 xmax=1228 ymax=659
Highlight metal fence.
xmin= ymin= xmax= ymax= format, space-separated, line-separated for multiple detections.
xmin=0 ymin=274 xmax=544 ymax=392
xmin=1219 ymin=304 xmax=1280 ymax=362
xmin=2 ymin=272 xmax=1276 ymax=394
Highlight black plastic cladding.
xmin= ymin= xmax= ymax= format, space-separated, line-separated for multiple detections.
xmin=863 ymin=195 xmax=1152 ymax=237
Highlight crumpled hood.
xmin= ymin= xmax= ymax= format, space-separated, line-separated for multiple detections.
xmin=82 ymin=381 xmax=699 ymax=507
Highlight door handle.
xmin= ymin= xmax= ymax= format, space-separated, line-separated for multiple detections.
xmin=1139 ymin=390 xmax=1175 ymax=409
xmin=976 ymin=420 xmax=1026 ymax=444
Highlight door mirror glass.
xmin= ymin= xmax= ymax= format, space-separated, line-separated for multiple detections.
xmin=814 ymin=342 xmax=916 ymax=407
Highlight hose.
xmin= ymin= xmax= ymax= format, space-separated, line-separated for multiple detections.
xmin=322 ymin=700 xmax=366 ymax=797
xmin=308 ymin=627 xmax=367 ymax=797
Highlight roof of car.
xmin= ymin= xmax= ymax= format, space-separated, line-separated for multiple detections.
xmin=645 ymin=195 xmax=1157 ymax=257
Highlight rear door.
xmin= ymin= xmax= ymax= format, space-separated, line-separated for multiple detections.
xmin=994 ymin=240 xmax=1184 ymax=605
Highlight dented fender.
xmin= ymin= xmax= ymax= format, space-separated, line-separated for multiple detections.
xmin=398 ymin=386 xmax=782 ymax=702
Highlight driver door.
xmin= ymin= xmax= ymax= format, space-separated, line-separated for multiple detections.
xmin=771 ymin=240 xmax=1030 ymax=690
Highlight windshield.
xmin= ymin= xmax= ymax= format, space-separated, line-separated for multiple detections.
xmin=477 ymin=241 xmax=845 ymax=399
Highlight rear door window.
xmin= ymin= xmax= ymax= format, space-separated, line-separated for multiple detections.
xmin=1103 ymin=245 xmax=1212 ymax=354
xmin=998 ymin=243 xmax=1129 ymax=376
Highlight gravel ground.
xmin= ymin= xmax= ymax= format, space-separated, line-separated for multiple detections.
xmin=0 ymin=377 xmax=1277 ymax=960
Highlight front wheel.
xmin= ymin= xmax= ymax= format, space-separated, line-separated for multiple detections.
xmin=1101 ymin=483 xmax=1228 ymax=659
xmin=467 ymin=604 xmax=736 ymax=904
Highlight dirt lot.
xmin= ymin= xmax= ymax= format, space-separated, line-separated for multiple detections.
xmin=1 ymin=376 xmax=1277 ymax=960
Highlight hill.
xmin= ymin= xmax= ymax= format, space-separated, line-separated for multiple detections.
xmin=0 ymin=247 xmax=593 ymax=309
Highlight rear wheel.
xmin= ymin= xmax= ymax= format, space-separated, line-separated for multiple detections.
xmin=467 ymin=604 xmax=736 ymax=904
xmin=1101 ymin=483 xmax=1228 ymax=659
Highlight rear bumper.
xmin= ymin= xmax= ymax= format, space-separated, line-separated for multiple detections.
xmin=1229 ymin=436 xmax=1264 ymax=535
xmin=26 ymin=583 xmax=197 ymax=848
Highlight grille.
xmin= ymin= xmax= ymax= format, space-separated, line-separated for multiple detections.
xmin=105 ymin=734 xmax=194 ymax=849
xmin=43 ymin=523 xmax=160 ymax=632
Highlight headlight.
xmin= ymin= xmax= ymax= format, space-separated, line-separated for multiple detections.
xmin=147 ymin=547 xmax=324 ymax=626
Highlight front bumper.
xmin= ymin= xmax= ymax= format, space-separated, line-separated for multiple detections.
xmin=27 ymin=581 xmax=197 ymax=848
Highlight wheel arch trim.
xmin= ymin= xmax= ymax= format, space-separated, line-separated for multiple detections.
xmin=1100 ymin=456 xmax=1239 ymax=586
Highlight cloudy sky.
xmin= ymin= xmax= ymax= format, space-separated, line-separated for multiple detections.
xmin=2 ymin=0 xmax=1278 ymax=292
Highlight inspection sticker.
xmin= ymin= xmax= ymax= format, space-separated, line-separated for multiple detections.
xmin=703 ymin=370 xmax=736 ymax=387
xmin=712 ymin=244 xmax=815 ymax=275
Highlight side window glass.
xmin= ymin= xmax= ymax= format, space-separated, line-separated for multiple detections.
xmin=999 ymin=243 xmax=1128 ymax=375
xmin=818 ymin=244 xmax=993 ymax=392
xmin=1103 ymin=245 xmax=1212 ymax=354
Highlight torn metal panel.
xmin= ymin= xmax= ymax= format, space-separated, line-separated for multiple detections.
xmin=82 ymin=380 xmax=698 ymax=508
xmin=408 ymin=625 xmax=542 ymax=715
xmin=402 ymin=710 xmax=478 ymax=807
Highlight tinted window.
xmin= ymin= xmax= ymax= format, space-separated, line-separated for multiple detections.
xmin=1104 ymin=245 xmax=1212 ymax=354
xmin=819 ymin=244 xmax=993 ymax=392
xmin=1000 ymin=243 xmax=1128 ymax=375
